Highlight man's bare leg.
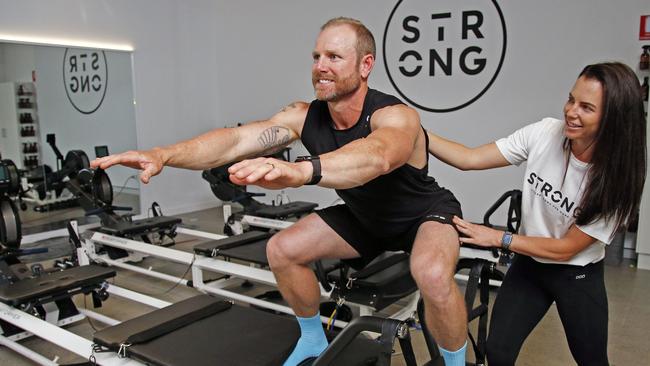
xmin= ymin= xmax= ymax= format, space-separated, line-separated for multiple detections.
xmin=266 ymin=213 xmax=360 ymax=365
xmin=411 ymin=221 xmax=468 ymax=366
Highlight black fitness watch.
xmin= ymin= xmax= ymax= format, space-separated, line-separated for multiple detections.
xmin=295 ymin=155 xmax=322 ymax=185
xmin=501 ymin=231 xmax=513 ymax=251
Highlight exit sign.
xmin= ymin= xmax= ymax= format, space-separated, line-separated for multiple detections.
xmin=641 ymin=15 xmax=650 ymax=40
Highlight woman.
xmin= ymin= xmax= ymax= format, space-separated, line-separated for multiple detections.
xmin=427 ymin=62 xmax=646 ymax=365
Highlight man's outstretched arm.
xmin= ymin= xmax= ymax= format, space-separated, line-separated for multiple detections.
xmin=91 ymin=102 xmax=308 ymax=183
xmin=229 ymin=104 xmax=421 ymax=190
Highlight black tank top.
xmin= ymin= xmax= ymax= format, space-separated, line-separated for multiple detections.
xmin=301 ymin=88 xmax=449 ymax=235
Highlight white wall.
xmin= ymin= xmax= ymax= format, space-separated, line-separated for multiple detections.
xmin=0 ymin=43 xmax=36 ymax=83
xmin=213 ymin=0 xmax=649 ymax=221
xmin=0 ymin=45 xmax=4 ymax=81
xmin=1 ymin=0 xmax=647 ymax=221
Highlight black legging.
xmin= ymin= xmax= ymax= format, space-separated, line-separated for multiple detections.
xmin=487 ymin=255 xmax=609 ymax=366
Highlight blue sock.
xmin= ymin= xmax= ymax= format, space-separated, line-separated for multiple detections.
xmin=283 ymin=314 xmax=328 ymax=366
xmin=439 ymin=341 xmax=467 ymax=366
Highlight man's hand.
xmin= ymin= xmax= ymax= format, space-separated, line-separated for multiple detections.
xmin=91 ymin=149 xmax=164 ymax=184
xmin=452 ymin=216 xmax=502 ymax=248
xmin=228 ymin=157 xmax=312 ymax=190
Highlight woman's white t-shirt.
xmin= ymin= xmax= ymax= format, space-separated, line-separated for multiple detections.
xmin=495 ymin=118 xmax=616 ymax=266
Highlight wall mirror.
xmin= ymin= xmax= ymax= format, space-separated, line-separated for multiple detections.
xmin=0 ymin=41 xmax=139 ymax=234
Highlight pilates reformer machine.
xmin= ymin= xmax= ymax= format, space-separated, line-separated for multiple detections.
xmin=1 ymin=164 xmax=421 ymax=365
xmin=1 ymin=156 xmax=522 ymax=365
xmin=1 ymin=233 xmax=415 ymax=366
xmin=76 ymin=166 xmax=420 ymax=323
xmin=0 ymin=158 xmax=117 ymax=364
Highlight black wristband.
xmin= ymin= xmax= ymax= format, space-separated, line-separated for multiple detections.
xmin=501 ymin=231 xmax=513 ymax=251
xmin=295 ymin=155 xmax=322 ymax=185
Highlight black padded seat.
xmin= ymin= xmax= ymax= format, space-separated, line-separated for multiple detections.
xmin=0 ymin=264 xmax=115 ymax=306
xmin=253 ymin=201 xmax=318 ymax=218
xmin=328 ymin=253 xmax=417 ymax=311
xmin=98 ymin=216 xmax=182 ymax=237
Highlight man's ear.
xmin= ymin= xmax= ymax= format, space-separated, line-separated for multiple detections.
xmin=360 ymin=54 xmax=374 ymax=79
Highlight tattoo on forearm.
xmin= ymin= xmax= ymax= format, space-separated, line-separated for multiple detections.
xmin=257 ymin=126 xmax=290 ymax=155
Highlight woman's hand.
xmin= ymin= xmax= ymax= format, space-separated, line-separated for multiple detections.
xmin=452 ymin=216 xmax=503 ymax=248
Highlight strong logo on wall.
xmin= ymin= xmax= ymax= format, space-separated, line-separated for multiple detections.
xmin=383 ymin=0 xmax=506 ymax=113
xmin=63 ymin=48 xmax=108 ymax=114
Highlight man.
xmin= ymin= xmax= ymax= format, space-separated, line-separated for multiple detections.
xmin=92 ymin=17 xmax=468 ymax=366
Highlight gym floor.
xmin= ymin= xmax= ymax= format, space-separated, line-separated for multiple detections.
xmin=2 ymin=204 xmax=650 ymax=365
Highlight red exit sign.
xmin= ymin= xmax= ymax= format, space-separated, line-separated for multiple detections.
xmin=641 ymin=15 xmax=650 ymax=40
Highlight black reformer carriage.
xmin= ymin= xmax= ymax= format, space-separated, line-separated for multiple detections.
xmin=0 ymin=159 xmax=116 ymax=339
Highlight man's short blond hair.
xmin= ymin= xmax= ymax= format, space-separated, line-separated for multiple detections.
xmin=321 ymin=17 xmax=376 ymax=62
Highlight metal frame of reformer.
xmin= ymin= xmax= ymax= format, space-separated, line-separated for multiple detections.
xmin=20 ymin=221 xmax=101 ymax=245
xmin=79 ymin=212 xmax=500 ymax=325
xmin=87 ymin=227 xmax=344 ymax=319
xmin=80 ymin=225 xmax=403 ymax=327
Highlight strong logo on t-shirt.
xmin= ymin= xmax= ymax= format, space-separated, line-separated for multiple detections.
xmin=527 ymin=172 xmax=576 ymax=217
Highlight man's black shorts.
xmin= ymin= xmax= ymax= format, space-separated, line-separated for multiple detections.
xmin=316 ymin=192 xmax=462 ymax=269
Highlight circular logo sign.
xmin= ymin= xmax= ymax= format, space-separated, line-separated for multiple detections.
xmin=383 ymin=0 xmax=507 ymax=113
xmin=63 ymin=48 xmax=108 ymax=114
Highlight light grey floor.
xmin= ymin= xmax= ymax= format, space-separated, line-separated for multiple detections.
xmin=2 ymin=206 xmax=649 ymax=366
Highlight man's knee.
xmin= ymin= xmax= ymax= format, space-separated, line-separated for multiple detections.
xmin=410 ymin=257 xmax=455 ymax=301
xmin=266 ymin=232 xmax=303 ymax=269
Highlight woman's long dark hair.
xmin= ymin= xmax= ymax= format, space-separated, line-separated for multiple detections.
xmin=571 ymin=62 xmax=647 ymax=231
